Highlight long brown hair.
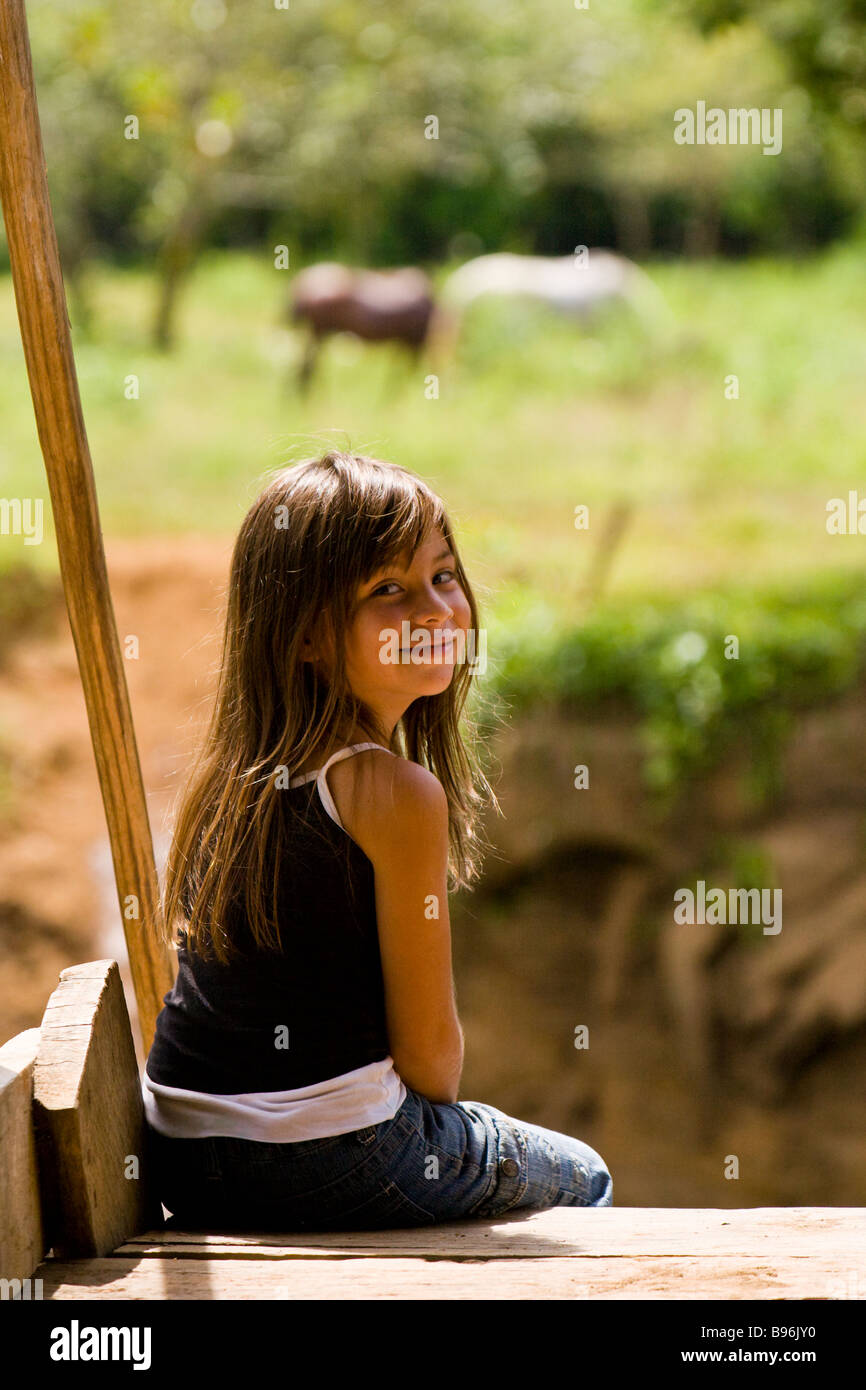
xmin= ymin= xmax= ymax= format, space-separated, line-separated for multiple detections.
xmin=159 ymin=448 xmax=501 ymax=963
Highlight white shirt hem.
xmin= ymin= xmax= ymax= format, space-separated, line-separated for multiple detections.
xmin=142 ymin=1056 xmax=408 ymax=1143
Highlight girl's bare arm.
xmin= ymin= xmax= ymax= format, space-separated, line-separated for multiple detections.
xmin=330 ymin=753 xmax=464 ymax=1103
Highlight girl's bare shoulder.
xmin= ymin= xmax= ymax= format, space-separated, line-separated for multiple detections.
xmin=326 ymin=749 xmax=447 ymax=856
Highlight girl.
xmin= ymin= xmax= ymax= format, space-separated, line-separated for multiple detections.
xmin=143 ymin=448 xmax=613 ymax=1230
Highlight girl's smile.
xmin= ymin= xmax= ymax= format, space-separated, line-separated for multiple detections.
xmin=398 ymin=627 xmax=459 ymax=659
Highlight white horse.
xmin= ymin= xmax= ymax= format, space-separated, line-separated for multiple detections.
xmin=434 ymin=249 xmax=668 ymax=356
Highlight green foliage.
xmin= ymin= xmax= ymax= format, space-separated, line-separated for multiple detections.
xmin=483 ymin=569 xmax=866 ymax=802
xmin=707 ymin=835 xmax=777 ymax=890
xmin=695 ymin=835 xmax=779 ymax=944
xmin=675 ymin=0 xmax=866 ymax=118
xmin=2 ymin=0 xmax=863 ymax=273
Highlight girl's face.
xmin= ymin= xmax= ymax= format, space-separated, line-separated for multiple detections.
xmin=333 ymin=528 xmax=473 ymax=730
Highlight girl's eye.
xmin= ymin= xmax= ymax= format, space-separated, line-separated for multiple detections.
xmin=371 ymin=569 xmax=457 ymax=597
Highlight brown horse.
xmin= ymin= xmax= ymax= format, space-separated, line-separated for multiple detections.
xmin=288 ymin=262 xmax=453 ymax=391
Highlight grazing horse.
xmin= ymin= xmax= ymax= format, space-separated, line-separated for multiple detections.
xmin=288 ymin=262 xmax=447 ymax=390
xmin=436 ymin=250 xmax=667 ymax=354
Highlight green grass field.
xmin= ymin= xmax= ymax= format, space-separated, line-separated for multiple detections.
xmin=2 ymin=244 xmax=865 ymax=620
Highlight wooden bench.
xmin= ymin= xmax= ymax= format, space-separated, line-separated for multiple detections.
xmin=2 ymin=959 xmax=865 ymax=1301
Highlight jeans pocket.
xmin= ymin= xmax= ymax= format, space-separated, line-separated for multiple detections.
xmin=312 ymin=1178 xmax=436 ymax=1231
xmin=346 ymin=1109 xmax=409 ymax=1155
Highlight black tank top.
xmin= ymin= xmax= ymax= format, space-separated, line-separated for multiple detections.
xmin=146 ymin=744 xmax=393 ymax=1094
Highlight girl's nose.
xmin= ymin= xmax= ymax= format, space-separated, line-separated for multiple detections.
xmin=416 ymin=596 xmax=454 ymax=624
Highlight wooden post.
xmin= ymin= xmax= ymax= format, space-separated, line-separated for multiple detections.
xmin=33 ymin=961 xmax=165 ymax=1257
xmin=0 ymin=0 xmax=174 ymax=1052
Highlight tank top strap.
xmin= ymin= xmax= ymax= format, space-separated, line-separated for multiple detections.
xmin=316 ymin=743 xmax=394 ymax=832
xmin=319 ymin=741 xmax=391 ymax=772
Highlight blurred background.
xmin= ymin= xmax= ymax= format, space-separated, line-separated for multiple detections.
xmin=2 ymin=0 xmax=866 ymax=1206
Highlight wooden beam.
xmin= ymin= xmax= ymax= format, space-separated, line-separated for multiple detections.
xmin=0 ymin=0 xmax=174 ymax=1052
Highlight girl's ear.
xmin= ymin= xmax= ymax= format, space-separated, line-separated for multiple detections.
xmin=301 ymin=613 xmax=335 ymax=668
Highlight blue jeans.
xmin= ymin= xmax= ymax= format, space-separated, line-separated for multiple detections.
xmin=145 ymin=1086 xmax=613 ymax=1231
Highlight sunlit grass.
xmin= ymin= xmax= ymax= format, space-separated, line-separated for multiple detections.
xmin=2 ymin=243 xmax=865 ymax=623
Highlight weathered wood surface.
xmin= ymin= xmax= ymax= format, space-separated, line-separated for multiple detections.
xmin=0 ymin=1028 xmax=45 ymax=1282
xmin=33 ymin=1206 xmax=866 ymax=1300
xmin=32 ymin=961 xmax=163 ymax=1260
xmin=114 ymin=1205 xmax=866 ymax=1258
xmin=32 ymin=1255 xmax=861 ymax=1301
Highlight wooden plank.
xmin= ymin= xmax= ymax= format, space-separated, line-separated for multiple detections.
xmin=32 ymin=960 xmax=164 ymax=1259
xmin=31 ymin=1253 xmax=861 ymax=1300
xmin=0 ymin=1028 xmax=45 ymax=1283
xmin=112 ymin=1206 xmax=866 ymax=1260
